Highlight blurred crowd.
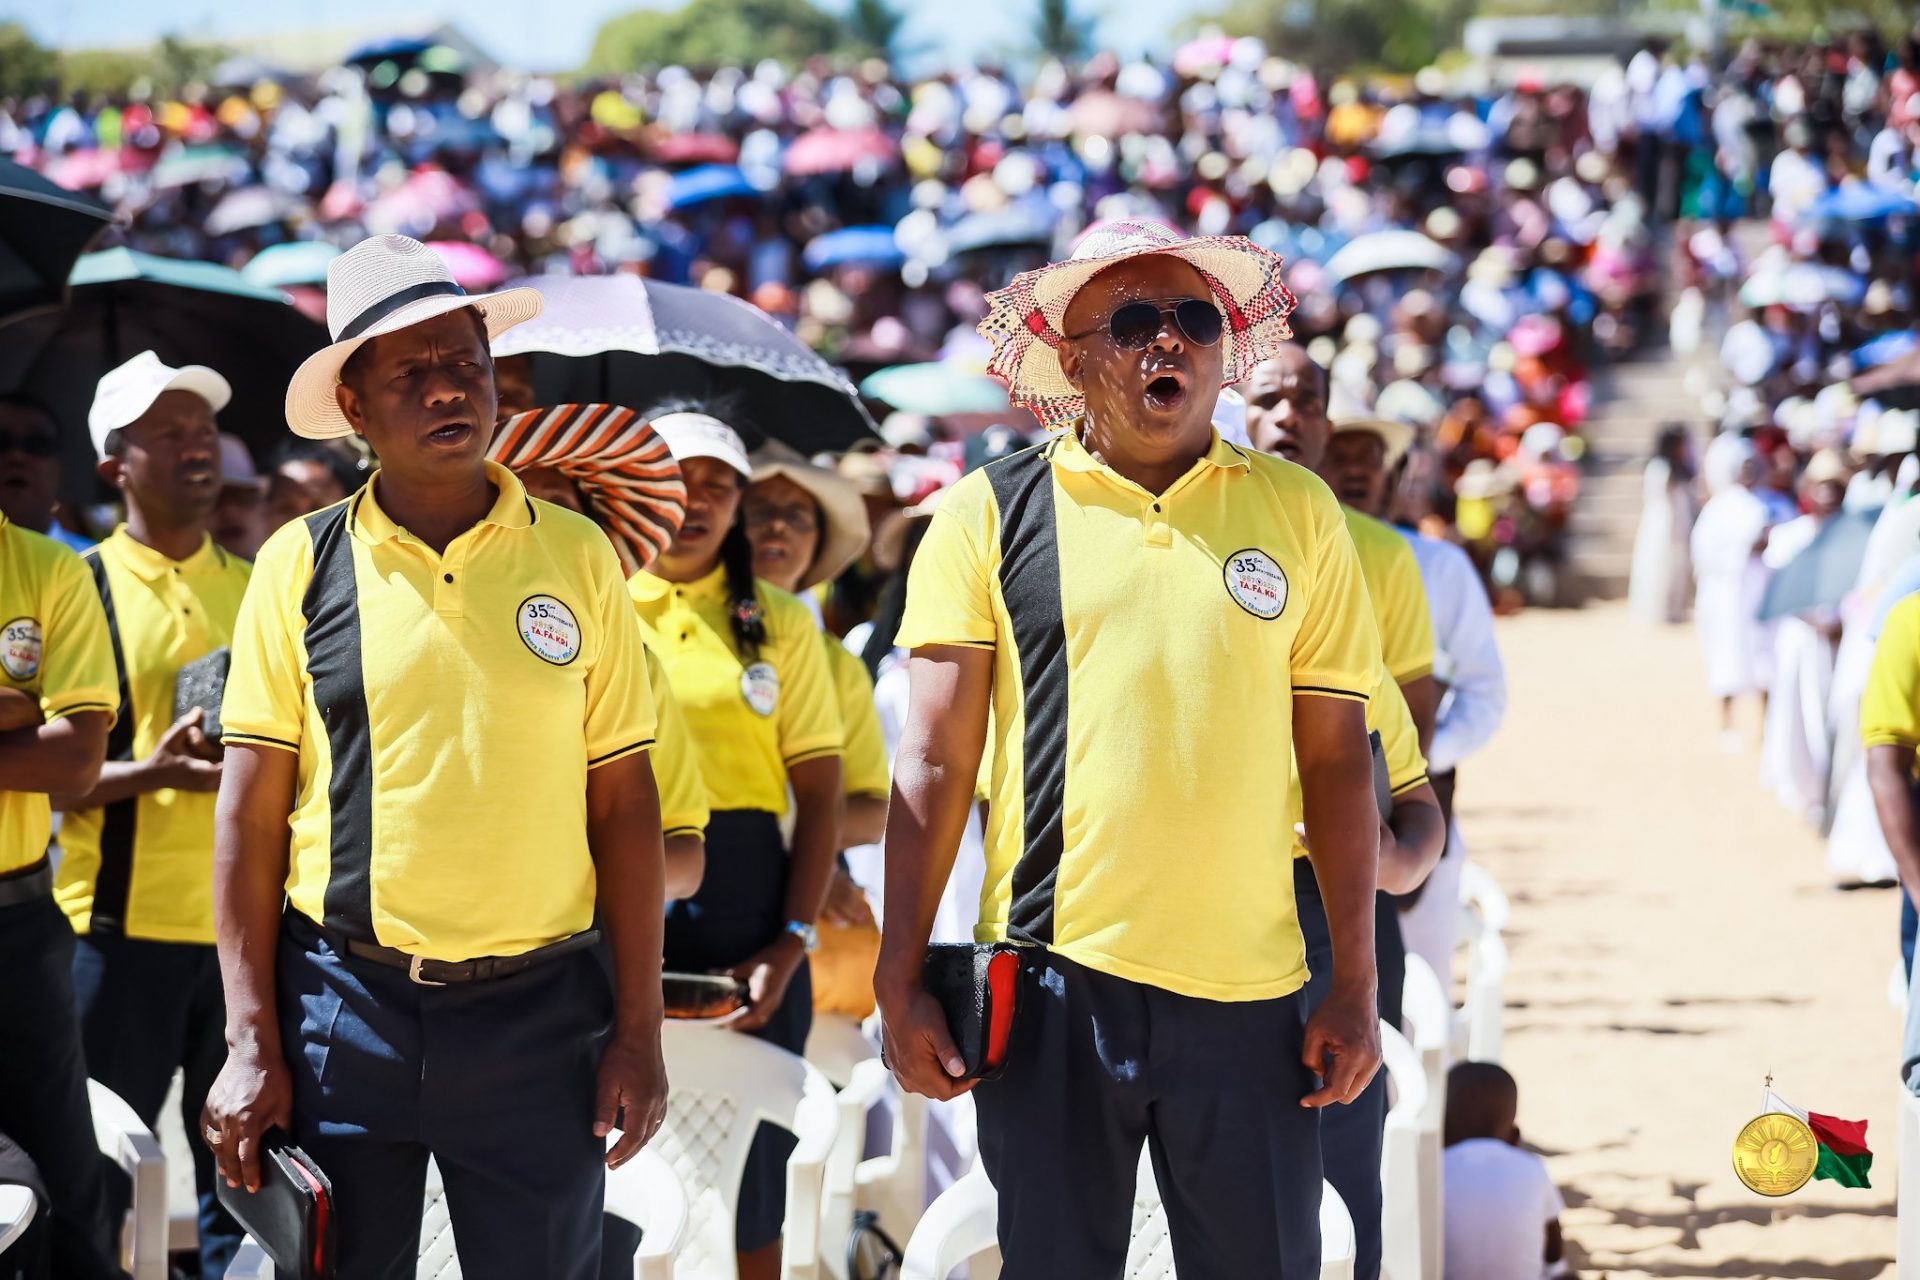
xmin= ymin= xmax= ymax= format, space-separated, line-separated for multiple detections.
xmin=1 ymin=31 xmax=1753 ymax=607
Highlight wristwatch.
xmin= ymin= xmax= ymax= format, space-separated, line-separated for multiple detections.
xmin=783 ymin=919 xmax=819 ymax=953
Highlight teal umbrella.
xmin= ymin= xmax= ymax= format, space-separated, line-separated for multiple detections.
xmin=0 ymin=248 xmax=326 ymax=503
xmin=860 ymin=362 xmax=1008 ymax=417
xmin=240 ymin=240 xmax=341 ymax=290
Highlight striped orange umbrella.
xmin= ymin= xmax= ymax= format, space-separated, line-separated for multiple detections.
xmin=489 ymin=403 xmax=686 ymax=574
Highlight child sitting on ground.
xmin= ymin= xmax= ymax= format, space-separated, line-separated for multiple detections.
xmin=1443 ymin=1061 xmax=1567 ymax=1279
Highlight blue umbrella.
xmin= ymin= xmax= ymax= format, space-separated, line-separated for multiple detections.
xmin=346 ymin=35 xmax=435 ymax=64
xmin=1758 ymin=510 xmax=1876 ymax=621
xmin=665 ymin=165 xmax=759 ymax=211
xmin=803 ymin=225 xmax=904 ymax=272
xmin=942 ymin=203 xmax=1057 ymax=256
xmin=1802 ymin=184 xmax=1919 ymax=224
xmin=1854 ymin=330 xmax=1919 ymax=370
xmin=240 ymin=241 xmax=341 ymax=290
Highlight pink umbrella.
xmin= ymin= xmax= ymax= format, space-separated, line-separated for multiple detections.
xmin=427 ymin=240 xmax=509 ymax=289
xmin=1172 ymin=35 xmax=1237 ymax=77
xmin=363 ymin=167 xmax=479 ymax=237
xmin=48 ymin=150 xmax=127 ymax=191
xmin=783 ymin=126 xmax=897 ymax=177
xmin=654 ymin=132 xmax=740 ymax=166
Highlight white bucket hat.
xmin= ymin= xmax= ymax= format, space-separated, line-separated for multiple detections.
xmin=88 ymin=350 xmax=231 ymax=459
xmin=284 ymin=235 xmax=542 ymax=440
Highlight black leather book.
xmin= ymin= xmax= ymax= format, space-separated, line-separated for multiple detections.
xmin=213 ymin=1132 xmax=334 ymax=1280
xmin=921 ymin=942 xmax=1023 ymax=1081
xmin=172 ymin=647 xmax=232 ymax=743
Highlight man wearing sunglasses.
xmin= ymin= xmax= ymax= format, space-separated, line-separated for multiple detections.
xmin=0 ymin=394 xmax=89 ymax=552
xmin=879 ymin=222 xmax=1384 ymax=1277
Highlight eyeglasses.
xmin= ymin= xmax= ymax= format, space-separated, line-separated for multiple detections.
xmin=0 ymin=430 xmax=57 ymax=457
xmin=743 ymin=500 xmax=818 ymax=535
xmin=1067 ymin=298 xmax=1225 ymax=350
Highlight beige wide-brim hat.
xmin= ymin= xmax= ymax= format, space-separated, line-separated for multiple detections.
xmin=285 ymin=234 xmax=542 ymax=440
xmin=977 ymin=219 xmax=1298 ymax=430
xmin=749 ymin=445 xmax=872 ymax=590
xmin=1333 ymin=416 xmax=1417 ymax=469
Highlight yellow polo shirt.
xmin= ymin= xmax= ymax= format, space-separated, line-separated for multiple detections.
xmin=647 ymin=644 xmax=709 ymax=839
xmin=896 ymin=430 xmax=1379 ymax=1001
xmin=826 ymin=639 xmax=889 ymax=799
xmin=1345 ymin=507 xmax=1435 ymax=685
xmin=221 ymin=463 xmax=656 ymax=961
xmin=1290 ymin=661 xmax=1428 ymax=857
xmin=1863 ymin=593 xmax=1920 ymax=758
xmin=628 ymin=566 xmax=841 ymax=816
xmin=57 ymin=530 xmax=251 ymax=941
xmin=0 ymin=513 xmax=116 ymax=875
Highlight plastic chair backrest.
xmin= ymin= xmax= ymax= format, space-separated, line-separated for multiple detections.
xmin=658 ymin=1020 xmax=839 ymax=1280
xmin=1379 ymin=1023 xmax=1433 ymax=1280
xmin=89 ymin=1080 xmax=167 ymax=1280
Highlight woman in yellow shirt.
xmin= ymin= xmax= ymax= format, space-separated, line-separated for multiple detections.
xmin=629 ymin=413 xmax=844 ymax=1279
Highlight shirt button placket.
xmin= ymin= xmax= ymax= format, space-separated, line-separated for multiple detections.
xmin=1145 ymin=498 xmax=1172 ymax=548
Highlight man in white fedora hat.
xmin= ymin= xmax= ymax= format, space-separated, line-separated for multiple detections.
xmin=203 ymin=235 xmax=670 ymax=1279
xmin=878 ymin=220 xmax=1385 ymax=1276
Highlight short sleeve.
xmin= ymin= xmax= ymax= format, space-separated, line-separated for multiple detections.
xmin=895 ymin=479 xmax=998 ymax=650
xmin=1373 ymin=666 xmax=1429 ymax=794
xmin=1292 ymin=488 xmax=1380 ymax=702
xmin=1379 ymin=537 xmax=1437 ymax=684
xmin=1863 ymin=595 xmax=1920 ymax=750
xmin=828 ymin=642 xmax=890 ymax=797
xmin=37 ymin=551 xmax=116 ymax=724
xmin=769 ymin=589 xmax=842 ymax=768
xmin=222 ymin=524 xmax=312 ymax=752
xmin=583 ymin=545 xmax=656 ymax=768
xmin=645 ymin=647 xmax=708 ymax=837
xmin=1534 ymin=1154 xmax=1566 ymax=1221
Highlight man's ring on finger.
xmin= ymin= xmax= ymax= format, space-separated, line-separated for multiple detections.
xmin=204 ymin=1126 xmax=224 ymax=1145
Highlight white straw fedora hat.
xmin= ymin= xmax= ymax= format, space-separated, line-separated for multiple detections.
xmin=1331 ymin=416 xmax=1417 ymax=469
xmin=285 ymin=234 xmax=543 ymax=440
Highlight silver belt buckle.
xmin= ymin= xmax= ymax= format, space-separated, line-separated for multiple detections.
xmin=408 ymin=955 xmax=447 ymax=987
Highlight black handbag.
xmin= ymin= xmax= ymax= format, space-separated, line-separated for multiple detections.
xmin=212 ymin=1131 xmax=334 ymax=1280
xmin=920 ymin=942 xmax=1024 ymax=1081
xmin=1368 ymin=729 xmax=1393 ymax=822
xmin=172 ymin=646 xmax=232 ymax=743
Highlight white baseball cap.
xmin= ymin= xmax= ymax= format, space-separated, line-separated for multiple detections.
xmin=89 ymin=350 xmax=232 ymax=459
xmin=653 ymin=412 xmax=752 ymax=479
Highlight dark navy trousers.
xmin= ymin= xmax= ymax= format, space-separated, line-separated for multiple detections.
xmin=0 ymin=890 xmax=118 ymax=1280
xmin=974 ymin=949 xmax=1323 ymax=1280
xmin=71 ymin=930 xmax=244 ymax=1279
xmin=275 ymin=916 xmax=613 ymax=1280
xmin=1293 ymin=857 xmax=1405 ymax=1280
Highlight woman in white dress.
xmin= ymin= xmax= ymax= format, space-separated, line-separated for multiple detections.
xmin=1691 ymin=437 xmax=1776 ymax=747
xmin=1630 ymin=424 xmax=1698 ymax=623
xmin=1759 ymin=451 xmax=1851 ymax=826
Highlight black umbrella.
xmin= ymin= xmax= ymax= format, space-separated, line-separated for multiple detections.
xmin=0 ymin=157 xmax=113 ymax=321
xmin=492 ymin=274 xmax=878 ymax=454
xmin=0 ymin=248 xmax=327 ymax=506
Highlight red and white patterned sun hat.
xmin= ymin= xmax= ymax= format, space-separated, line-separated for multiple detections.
xmin=977 ymin=219 xmax=1298 ymax=430
xmin=488 ymin=403 xmax=686 ymax=574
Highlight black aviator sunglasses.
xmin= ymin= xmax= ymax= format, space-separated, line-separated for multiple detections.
xmin=1066 ymin=297 xmax=1225 ymax=350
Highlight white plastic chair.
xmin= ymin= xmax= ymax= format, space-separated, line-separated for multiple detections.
xmin=90 ymin=1079 xmax=168 ymax=1280
xmin=1455 ymin=861 xmax=1509 ymax=1064
xmin=1396 ymin=955 xmax=1449 ymax=1280
xmin=1379 ymin=1023 xmax=1434 ymax=1280
xmin=0 ymin=1184 xmax=36 ymax=1260
xmin=804 ymin=1012 xmax=928 ymax=1276
xmin=1890 ymin=959 xmax=1909 ymax=1012
xmin=903 ymin=1160 xmax=1356 ymax=1280
xmin=225 ymin=1146 xmax=689 ymax=1279
xmin=656 ymin=1020 xmax=839 ymax=1280
xmin=1899 ymin=1087 xmax=1920 ymax=1280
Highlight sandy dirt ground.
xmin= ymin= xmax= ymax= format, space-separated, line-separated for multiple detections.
xmin=1465 ymin=600 xmax=1899 ymax=1279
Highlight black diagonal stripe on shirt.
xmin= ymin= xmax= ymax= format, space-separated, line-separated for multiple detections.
xmin=81 ymin=548 xmax=135 ymax=934
xmin=301 ymin=500 xmax=376 ymax=940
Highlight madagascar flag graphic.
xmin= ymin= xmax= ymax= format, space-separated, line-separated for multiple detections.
xmin=1766 ymin=1090 xmax=1873 ymax=1188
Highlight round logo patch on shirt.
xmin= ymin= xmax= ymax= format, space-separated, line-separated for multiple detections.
xmin=1222 ymin=549 xmax=1288 ymax=620
xmin=741 ymin=661 xmax=780 ymax=717
xmin=1 ymin=616 xmax=42 ymax=681
xmin=516 ymin=595 xmax=581 ymax=665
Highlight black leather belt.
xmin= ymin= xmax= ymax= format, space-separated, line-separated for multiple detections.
xmin=0 ymin=859 xmax=52 ymax=909
xmin=285 ymin=912 xmax=601 ymax=986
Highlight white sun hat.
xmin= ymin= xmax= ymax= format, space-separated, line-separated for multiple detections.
xmin=284 ymin=234 xmax=543 ymax=440
xmin=654 ymin=412 xmax=752 ymax=479
xmin=1332 ymin=415 xmax=1417 ymax=469
xmin=88 ymin=350 xmax=232 ymax=459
